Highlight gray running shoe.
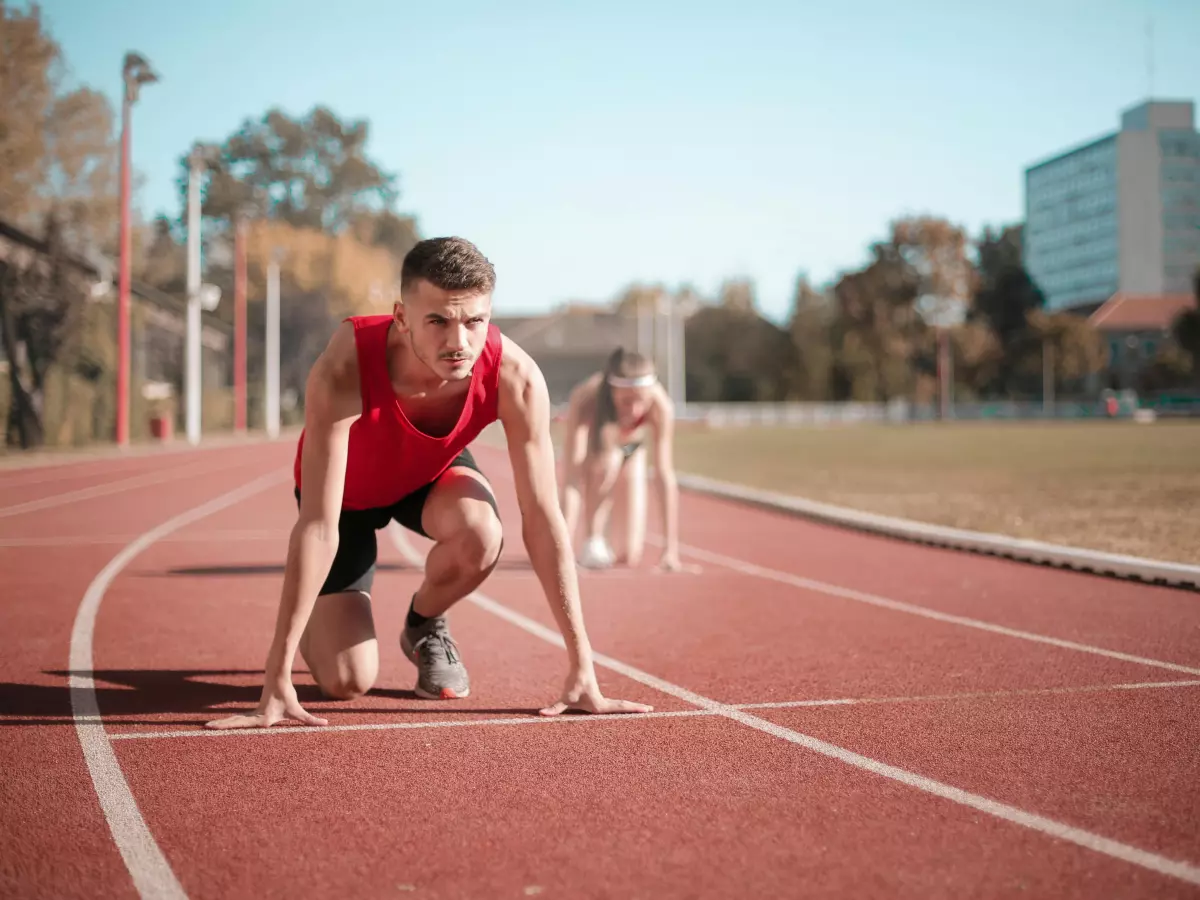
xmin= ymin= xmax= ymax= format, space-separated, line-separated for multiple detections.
xmin=401 ymin=615 xmax=470 ymax=699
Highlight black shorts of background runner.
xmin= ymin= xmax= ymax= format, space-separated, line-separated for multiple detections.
xmin=293 ymin=447 xmax=500 ymax=597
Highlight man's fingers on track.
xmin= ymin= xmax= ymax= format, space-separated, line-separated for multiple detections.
xmin=290 ymin=710 xmax=329 ymax=726
xmin=204 ymin=714 xmax=269 ymax=730
xmin=603 ymin=699 xmax=654 ymax=714
xmin=539 ymin=699 xmax=654 ymax=716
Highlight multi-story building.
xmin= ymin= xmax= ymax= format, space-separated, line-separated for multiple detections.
xmin=1024 ymin=99 xmax=1200 ymax=312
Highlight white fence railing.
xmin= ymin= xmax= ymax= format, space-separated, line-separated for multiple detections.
xmin=680 ymin=397 xmax=1200 ymax=426
xmin=551 ymin=397 xmax=1199 ymax=427
xmin=682 ymin=401 xmax=902 ymax=427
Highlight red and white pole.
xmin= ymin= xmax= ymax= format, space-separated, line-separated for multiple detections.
xmin=114 ymin=53 xmax=157 ymax=446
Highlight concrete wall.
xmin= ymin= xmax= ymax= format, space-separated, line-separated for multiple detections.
xmin=1116 ymin=129 xmax=1164 ymax=294
xmin=1121 ymin=100 xmax=1194 ymax=132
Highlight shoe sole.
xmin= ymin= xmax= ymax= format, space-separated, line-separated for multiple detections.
xmin=577 ymin=558 xmax=613 ymax=570
xmin=413 ymin=684 xmax=470 ymax=700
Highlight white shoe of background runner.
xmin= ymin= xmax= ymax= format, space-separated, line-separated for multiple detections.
xmin=578 ymin=535 xmax=615 ymax=569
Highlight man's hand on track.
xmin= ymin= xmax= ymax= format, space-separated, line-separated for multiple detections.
xmin=205 ymin=678 xmax=329 ymax=729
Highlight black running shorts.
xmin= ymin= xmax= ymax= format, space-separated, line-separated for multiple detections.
xmin=294 ymin=447 xmax=499 ymax=597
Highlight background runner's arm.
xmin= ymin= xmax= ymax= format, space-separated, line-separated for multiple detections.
xmin=584 ymin=436 xmax=624 ymax=541
xmin=557 ymin=389 xmax=590 ymax=543
xmin=578 ymin=393 xmax=623 ymax=540
xmin=498 ymin=343 xmax=593 ymax=668
xmin=653 ymin=397 xmax=680 ymax=559
xmin=267 ymin=324 xmax=359 ymax=686
xmin=557 ymin=389 xmax=582 ymax=499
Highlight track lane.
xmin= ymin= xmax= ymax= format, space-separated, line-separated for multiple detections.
xmin=6 ymin=435 xmax=1198 ymax=897
xmin=753 ymin=685 xmax=1200 ymax=864
xmin=475 ymin=443 xmax=1200 ymax=885
xmin=111 ymin=703 xmax=1199 ymax=899
xmin=88 ymin=480 xmax=1200 ymax=900
xmin=94 ymin=534 xmax=671 ymax=738
xmin=671 ymin=488 xmax=1200 ymax=667
xmin=0 ymin=441 xmax=292 ymax=900
xmin=0 ymin=443 xmax=291 ymax=539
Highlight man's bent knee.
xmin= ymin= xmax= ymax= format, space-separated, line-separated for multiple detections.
xmin=456 ymin=508 xmax=503 ymax=575
xmin=316 ymin=663 xmax=377 ymax=701
xmin=320 ymin=677 xmax=374 ymax=701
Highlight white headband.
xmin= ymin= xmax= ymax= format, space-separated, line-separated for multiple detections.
xmin=607 ymin=373 xmax=657 ymax=389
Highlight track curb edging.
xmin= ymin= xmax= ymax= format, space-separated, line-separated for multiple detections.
xmin=677 ymin=472 xmax=1200 ymax=591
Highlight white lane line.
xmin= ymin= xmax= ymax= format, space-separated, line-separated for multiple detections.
xmin=387 ymin=525 xmax=1200 ymax=888
xmin=110 ymin=709 xmax=714 ymax=741
xmin=735 ymin=678 xmax=1200 ymax=709
xmin=159 ymin=530 xmax=290 ymax=543
xmin=70 ymin=468 xmax=289 ymax=900
xmin=0 ymin=458 xmax=246 ymax=520
xmin=0 ymin=530 xmax=291 ymax=548
xmin=0 ymin=536 xmax=141 ymax=547
xmin=670 ymin=540 xmax=1200 ymax=678
xmin=0 ymin=429 xmax=297 ymax=485
xmin=481 ymin=569 xmax=690 ymax=581
xmin=0 ymin=462 xmax=151 ymax=489
xmin=106 ymin=678 xmax=1200 ymax=742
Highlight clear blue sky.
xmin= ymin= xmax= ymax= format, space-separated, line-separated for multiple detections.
xmin=35 ymin=0 xmax=1200 ymax=321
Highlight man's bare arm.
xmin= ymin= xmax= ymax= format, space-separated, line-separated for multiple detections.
xmin=206 ymin=322 xmax=361 ymax=729
xmin=497 ymin=338 xmax=652 ymax=716
xmin=268 ymin=339 xmax=358 ymax=679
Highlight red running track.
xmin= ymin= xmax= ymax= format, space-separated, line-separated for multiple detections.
xmin=1 ymin=438 xmax=1198 ymax=899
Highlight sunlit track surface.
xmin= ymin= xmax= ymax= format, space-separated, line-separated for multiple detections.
xmin=1 ymin=438 xmax=1197 ymax=899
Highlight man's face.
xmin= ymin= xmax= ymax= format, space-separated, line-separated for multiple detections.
xmin=395 ymin=279 xmax=492 ymax=382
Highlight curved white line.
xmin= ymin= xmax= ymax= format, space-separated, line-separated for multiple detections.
xmin=69 ymin=469 xmax=289 ymax=899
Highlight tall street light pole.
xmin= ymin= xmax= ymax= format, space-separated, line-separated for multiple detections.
xmin=116 ymin=52 xmax=158 ymax=447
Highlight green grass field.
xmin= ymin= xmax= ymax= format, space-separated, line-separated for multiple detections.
xmin=672 ymin=420 xmax=1200 ymax=565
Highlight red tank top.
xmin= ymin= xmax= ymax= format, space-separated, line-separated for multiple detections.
xmin=293 ymin=315 xmax=504 ymax=510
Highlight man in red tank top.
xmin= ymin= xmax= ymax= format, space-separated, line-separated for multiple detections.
xmin=207 ymin=238 xmax=651 ymax=730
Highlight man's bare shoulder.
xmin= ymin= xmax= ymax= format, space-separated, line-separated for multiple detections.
xmin=313 ymin=321 xmax=359 ymax=388
xmin=498 ymin=333 xmax=543 ymax=390
xmin=306 ymin=321 xmax=362 ymax=420
xmin=497 ymin=334 xmax=549 ymax=422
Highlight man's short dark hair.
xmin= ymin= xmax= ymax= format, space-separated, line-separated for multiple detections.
xmin=401 ymin=237 xmax=496 ymax=294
